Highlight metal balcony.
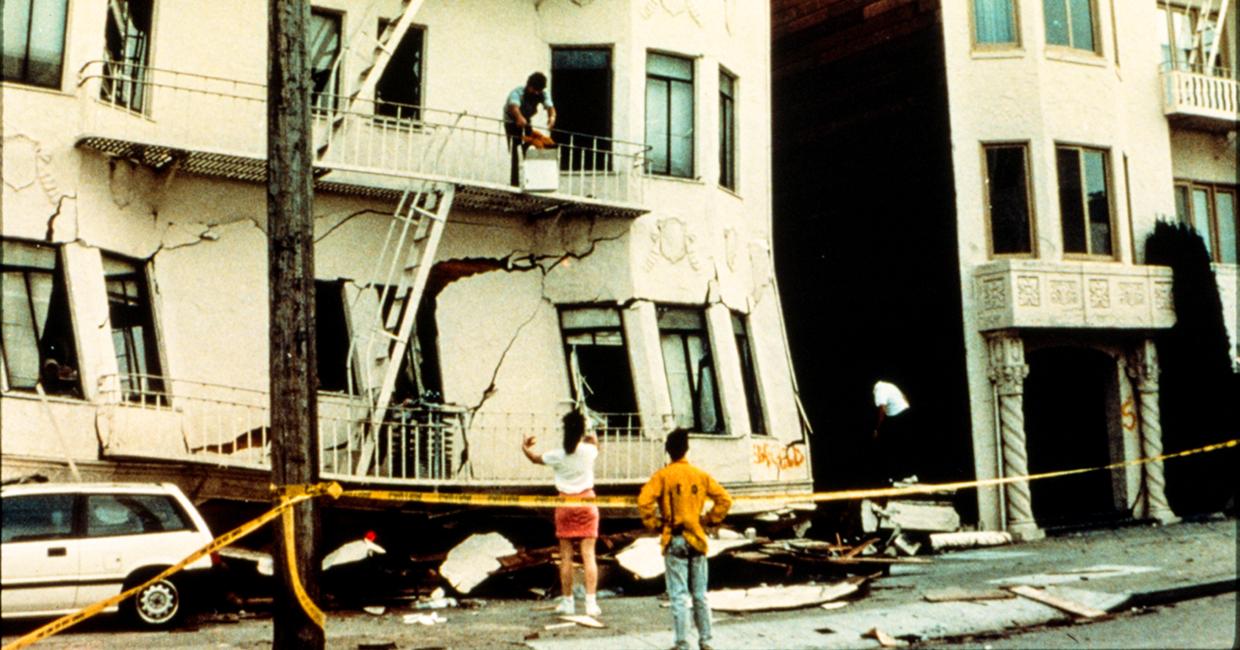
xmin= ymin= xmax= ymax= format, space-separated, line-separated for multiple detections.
xmin=75 ymin=61 xmax=649 ymax=218
xmin=95 ymin=374 xmax=667 ymax=486
xmin=1161 ymin=64 xmax=1240 ymax=132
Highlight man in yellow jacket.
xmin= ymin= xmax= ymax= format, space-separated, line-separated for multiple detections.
xmin=637 ymin=429 xmax=732 ymax=650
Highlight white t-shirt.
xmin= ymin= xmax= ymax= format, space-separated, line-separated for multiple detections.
xmin=541 ymin=442 xmax=598 ymax=494
xmin=873 ymin=381 xmax=909 ymax=417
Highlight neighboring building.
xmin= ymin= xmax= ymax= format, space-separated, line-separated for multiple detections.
xmin=773 ymin=0 xmax=1237 ymax=537
xmin=2 ymin=0 xmax=811 ymax=505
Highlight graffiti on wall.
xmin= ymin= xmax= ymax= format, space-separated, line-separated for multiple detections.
xmin=752 ymin=440 xmax=806 ymax=471
xmin=1121 ymin=397 xmax=1137 ymax=431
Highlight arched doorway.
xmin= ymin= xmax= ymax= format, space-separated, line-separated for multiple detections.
xmin=1023 ymin=347 xmax=1122 ymax=529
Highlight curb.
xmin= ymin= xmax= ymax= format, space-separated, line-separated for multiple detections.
xmin=1125 ymin=575 xmax=1238 ymax=608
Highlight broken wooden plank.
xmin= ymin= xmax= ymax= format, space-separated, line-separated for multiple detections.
xmin=1005 ymin=585 xmax=1107 ymax=618
xmin=843 ymin=538 xmax=878 ymax=558
xmin=559 ymin=615 xmax=606 ymax=628
xmin=922 ymin=587 xmax=1016 ymax=602
xmin=708 ymin=581 xmax=860 ymax=613
xmin=863 ymin=627 xmax=906 ymax=647
xmin=929 ymin=531 xmax=1012 ymax=552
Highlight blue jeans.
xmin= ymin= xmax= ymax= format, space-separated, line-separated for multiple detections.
xmin=664 ymin=535 xmax=711 ymax=649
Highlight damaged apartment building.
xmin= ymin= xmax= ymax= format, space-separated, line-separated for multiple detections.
xmin=773 ymin=0 xmax=1238 ymax=538
xmin=2 ymin=0 xmax=811 ymax=506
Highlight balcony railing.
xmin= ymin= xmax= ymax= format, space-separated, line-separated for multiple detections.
xmin=76 ymin=61 xmax=648 ymax=207
xmin=96 ymin=374 xmax=668 ymax=485
xmin=1160 ymin=63 xmax=1240 ymax=130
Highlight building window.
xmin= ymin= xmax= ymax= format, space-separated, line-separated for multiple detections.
xmin=1056 ymin=146 xmax=1113 ymax=257
xmin=375 ymin=21 xmax=424 ymax=120
xmin=553 ymin=47 xmax=613 ymax=172
xmin=560 ymin=307 xmax=638 ymax=423
xmin=1158 ymin=3 xmax=1231 ymax=74
xmin=315 ymin=280 xmax=350 ymax=393
xmin=731 ymin=312 xmax=764 ymax=434
xmin=974 ymin=0 xmax=1019 ymax=46
xmin=1 ymin=240 xmax=80 ymax=397
xmin=984 ymin=144 xmax=1035 ymax=255
xmin=104 ymin=255 xmax=164 ymax=402
xmin=645 ymin=52 xmax=694 ymax=178
xmin=657 ymin=306 xmax=721 ymax=433
xmin=310 ymin=9 xmax=342 ymax=111
xmin=1044 ymin=0 xmax=1096 ymax=52
xmin=719 ymin=68 xmax=737 ymax=190
xmin=101 ymin=0 xmax=154 ymax=113
xmin=2 ymin=0 xmax=69 ymax=88
xmin=1176 ymin=183 xmax=1238 ymax=264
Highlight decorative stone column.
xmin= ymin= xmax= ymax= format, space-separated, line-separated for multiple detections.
xmin=986 ymin=332 xmax=1044 ymax=541
xmin=1126 ymin=340 xmax=1180 ymax=524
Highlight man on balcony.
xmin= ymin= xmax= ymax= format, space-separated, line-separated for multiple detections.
xmin=503 ymin=72 xmax=557 ymax=186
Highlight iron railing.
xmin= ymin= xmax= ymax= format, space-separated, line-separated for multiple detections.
xmin=77 ymin=60 xmax=648 ymax=206
xmin=95 ymin=374 xmax=668 ymax=484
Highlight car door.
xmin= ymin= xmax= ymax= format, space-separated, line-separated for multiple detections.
xmin=0 ymin=493 xmax=79 ymax=616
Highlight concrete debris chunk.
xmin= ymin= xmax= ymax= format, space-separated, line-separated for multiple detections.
xmin=362 ymin=605 xmax=387 ymax=615
xmin=871 ymin=500 xmax=961 ymax=533
xmin=415 ymin=587 xmax=458 ymax=609
xmin=439 ymin=532 xmax=517 ymax=594
xmin=708 ymin=580 xmax=861 ymax=612
xmin=402 ymin=611 xmax=447 ymax=625
xmin=929 ymin=531 xmax=1012 ymax=552
xmin=322 ymin=537 xmax=386 ymax=571
xmin=616 ymin=531 xmax=756 ymax=579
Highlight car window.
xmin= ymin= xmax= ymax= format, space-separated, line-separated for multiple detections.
xmin=1 ymin=494 xmax=75 ymax=542
xmin=85 ymin=494 xmax=193 ymax=537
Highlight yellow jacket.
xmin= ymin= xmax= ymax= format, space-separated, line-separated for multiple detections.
xmin=637 ymin=458 xmax=733 ymax=555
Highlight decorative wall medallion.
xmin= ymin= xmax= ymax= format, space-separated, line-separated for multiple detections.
xmin=1119 ymin=282 xmax=1145 ymax=307
xmin=981 ymin=278 xmax=1006 ymax=311
xmin=656 ymin=217 xmax=687 ymax=263
xmin=1050 ymin=280 xmax=1079 ymax=306
xmin=1088 ymin=278 xmax=1110 ymax=308
xmin=2 ymin=135 xmax=40 ymax=190
xmin=1016 ymin=276 xmax=1040 ymax=307
xmin=109 ymin=158 xmax=135 ymax=208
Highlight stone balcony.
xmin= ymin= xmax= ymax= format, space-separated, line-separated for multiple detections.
xmin=974 ymin=260 xmax=1175 ymax=331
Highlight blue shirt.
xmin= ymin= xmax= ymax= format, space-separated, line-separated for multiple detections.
xmin=503 ymin=86 xmax=553 ymax=123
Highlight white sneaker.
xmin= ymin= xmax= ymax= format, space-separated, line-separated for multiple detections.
xmin=554 ymin=597 xmax=575 ymax=615
xmin=585 ymin=599 xmax=602 ymax=617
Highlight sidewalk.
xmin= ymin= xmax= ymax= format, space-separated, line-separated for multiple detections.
xmin=527 ymin=517 xmax=1237 ymax=650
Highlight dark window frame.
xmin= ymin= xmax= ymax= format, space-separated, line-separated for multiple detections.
xmin=982 ymin=142 xmax=1037 ymax=257
xmin=731 ymin=312 xmax=765 ymax=435
xmin=1043 ymin=0 xmax=1100 ymax=53
xmin=309 ymin=8 xmax=343 ymax=112
xmin=101 ymin=0 xmax=154 ymax=113
xmin=558 ymin=305 xmax=639 ymax=428
xmin=551 ymin=45 xmax=615 ymax=173
xmin=718 ymin=66 xmax=737 ymax=190
xmin=374 ymin=19 xmax=426 ymax=121
xmin=656 ymin=305 xmax=722 ymax=434
xmin=1 ymin=0 xmax=69 ymax=89
xmin=1175 ymin=181 xmax=1239 ymax=264
xmin=971 ymin=0 xmax=1022 ymax=49
xmin=103 ymin=253 xmax=165 ymax=403
xmin=1056 ymin=144 xmax=1115 ymax=258
xmin=1 ymin=240 xmax=82 ymax=397
xmin=645 ymin=51 xmax=695 ymax=178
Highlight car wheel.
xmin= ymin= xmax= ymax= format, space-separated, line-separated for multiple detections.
xmin=129 ymin=577 xmax=180 ymax=627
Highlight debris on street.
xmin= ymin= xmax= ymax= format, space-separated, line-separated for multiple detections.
xmin=440 ymin=532 xmax=517 ymax=594
xmin=707 ymin=578 xmax=865 ymax=612
xmin=1004 ymin=585 xmax=1108 ymax=618
xmin=402 ymin=611 xmax=448 ymax=625
xmin=929 ymin=530 xmax=1012 ymax=551
xmin=558 ymin=614 xmax=606 ymax=628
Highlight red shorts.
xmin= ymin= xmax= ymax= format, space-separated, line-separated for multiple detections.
xmin=554 ymin=489 xmax=599 ymax=539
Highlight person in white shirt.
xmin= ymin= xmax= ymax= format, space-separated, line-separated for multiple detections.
xmin=872 ymin=380 xmax=912 ymax=484
xmin=522 ymin=410 xmax=602 ymax=616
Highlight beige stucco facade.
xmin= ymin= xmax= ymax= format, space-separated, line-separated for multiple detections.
xmin=940 ymin=0 xmax=1237 ymax=534
xmin=2 ymin=0 xmax=811 ymax=500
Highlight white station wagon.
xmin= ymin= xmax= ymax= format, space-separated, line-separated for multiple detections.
xmin=1 ymin=482 xmax=217 ymax=627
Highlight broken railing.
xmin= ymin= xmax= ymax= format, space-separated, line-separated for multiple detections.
xmin=95 ymin=374 xmax=666 ymax=484
xmin=76 ymin=60 xmax=648 ymax=205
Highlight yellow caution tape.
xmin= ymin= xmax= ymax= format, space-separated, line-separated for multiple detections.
xmin=7 ymin=440 xmax=1234 ymax=648
xmin=1 ymin=492 xmax=317 ymax=650
xmin=280 ymin=500 xmax=327 ymax=629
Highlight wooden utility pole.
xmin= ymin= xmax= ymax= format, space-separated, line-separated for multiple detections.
xmin=268 ymin=0 xmax=322 ymax=647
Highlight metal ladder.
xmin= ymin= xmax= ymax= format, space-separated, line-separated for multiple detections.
xmin=1186 ymin=0 xmax=1231 ymax=76
xmin=317 ymin=0 xmax=426 ymax=161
